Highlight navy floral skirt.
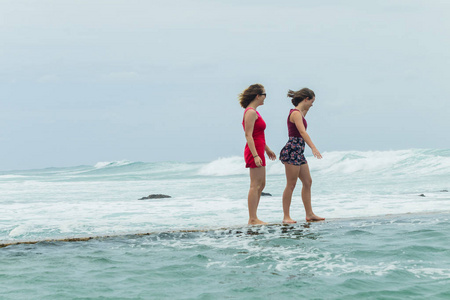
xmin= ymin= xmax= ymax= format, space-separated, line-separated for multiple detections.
xmin=279 ymin=137 xmax=307 ymax=166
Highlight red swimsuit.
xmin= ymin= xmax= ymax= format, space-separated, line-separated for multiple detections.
xmin=242 ymin=107 xmax=266 ymax=168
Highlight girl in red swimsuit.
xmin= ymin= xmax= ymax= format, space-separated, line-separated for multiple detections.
xmin=239 ymin=84 xmax=276 ymax=225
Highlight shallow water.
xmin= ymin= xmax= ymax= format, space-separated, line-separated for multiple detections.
xmin=1 ymin=149 xmax=450 ymax=299
xmin=1 ymin=215 xmax=450 ymax=299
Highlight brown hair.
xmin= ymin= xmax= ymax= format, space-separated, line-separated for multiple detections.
xmin=287 ymin=88 xmax=315 ymax=106
xmin=238 ymin=84 xmax=265 ymax=108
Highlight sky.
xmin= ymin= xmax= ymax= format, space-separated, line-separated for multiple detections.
xmin=1 ymin=0 xmax=449 ymax=170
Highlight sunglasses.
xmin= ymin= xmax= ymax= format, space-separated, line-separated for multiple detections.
xmin=259 ymin=93 xmax=267 ymax=96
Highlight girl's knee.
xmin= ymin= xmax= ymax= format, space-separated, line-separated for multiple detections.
xmin=304 ymin=179 xmax=312 ymax=188
xmin=251 ymin=180 xmax=265 ymax=191
xmin=285 ymin=182 xmax=297 ymax=192
xmin=301 ymin=177 xmax=312 ymax=188
xmin=261 ymin=180 xmax=266 ymax=192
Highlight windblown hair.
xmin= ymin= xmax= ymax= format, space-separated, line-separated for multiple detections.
xmin=238 ymin=84 xmax=265 ymax=108
xmin=287 ymin=88 xmax=315 ymax=106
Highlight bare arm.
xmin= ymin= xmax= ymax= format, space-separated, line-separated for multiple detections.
xmin=265 ymin=144 xmax=276 ymax=160
xmin=244 ymin=109 xmax=263 ymax=167
xmin=290 ymin=111 xmax=322 ymax=159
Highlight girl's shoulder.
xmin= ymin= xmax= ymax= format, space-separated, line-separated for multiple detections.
xmin=289 ymin=108 xmax=301 ymax=116
xmin=243 ymin=107 xmax=258 ymax=119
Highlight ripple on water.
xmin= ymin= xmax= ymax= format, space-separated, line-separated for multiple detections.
xmin=1 ymin=214 xmax=450 ymax=299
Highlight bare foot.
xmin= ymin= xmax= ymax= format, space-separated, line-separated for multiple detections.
xmin=248 ymin=218 xmax=268 ymax=225
xmin=282 ymin=218 xmax=297 ymax=224
xmin=306 ymin=214 xmax=325 ymax=222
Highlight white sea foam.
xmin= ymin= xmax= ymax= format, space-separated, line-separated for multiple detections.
xmin=8 ymin=224 xmax=33 ymax=237
xmin=410 ymin=267 xmax=450 ymax=279
xmin=94 ymin=160 xmax=134 ymax=169
xmin=309 ymin=150 xmax=410 ymax=174
xmin=1 ymin=149 xmax=449 ymax=241
xmin=196 ymin=149 xmax=450 ymax=177
xmin=0 ymin=175 xmax=26 ymax=179
xmin=147 ymin=228 xmax=426 ymax=279
xmin=197 ymin=156 xmax=248 ymax=176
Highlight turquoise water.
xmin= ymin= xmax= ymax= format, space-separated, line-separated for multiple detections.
xmin=1 ymin=149 xmax=450 ymax=299
xmin=1 ymin=215 xmax=449 ymax=299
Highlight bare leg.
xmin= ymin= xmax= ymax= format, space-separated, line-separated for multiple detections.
xmin=248 ymin=167 xmax=267 ymax=225
xmin=298 ymin=163 xmax=324 ymax=221
xmin=282 ymin=163 xmax=300 ymax=223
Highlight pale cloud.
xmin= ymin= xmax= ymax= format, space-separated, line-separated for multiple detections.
xmin=37 ymin=74 xmax=60 ymax=83
xmin=101 ymin=71 xmax=140 ymax=82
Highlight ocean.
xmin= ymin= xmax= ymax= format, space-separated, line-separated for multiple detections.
xmin=1 ymin=149 xmax=449 ymax=299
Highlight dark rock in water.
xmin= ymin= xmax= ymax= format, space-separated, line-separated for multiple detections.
xmin=261 ymin=192 xmax=272 ymax=196
xmin=440 ymin=190 xmax=448 ymax=192
xmin=418 ymin=194 xmax=426 ymax=197
xmin=139 ymin=194 xmax=171 ymax=200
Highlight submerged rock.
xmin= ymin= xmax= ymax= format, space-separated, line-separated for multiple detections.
xmin=440 ymin=190 xmax=448 ymax=192
xmin=261 ymin=192 xmax=272 ymax=196
xmin=139 ymin=194 xmax=171 ymax=200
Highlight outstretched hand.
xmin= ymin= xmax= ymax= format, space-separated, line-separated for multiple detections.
xmin=267 ymin=149 xmax=277 ymax=161
xmin=312 ymin=148 xmax=322 ymax=159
